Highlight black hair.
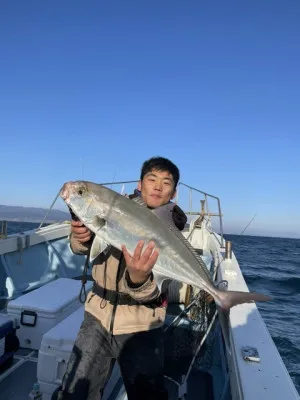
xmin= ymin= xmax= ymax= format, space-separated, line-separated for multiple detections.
xmin=140 ymin=156 xmax=180 ymax=188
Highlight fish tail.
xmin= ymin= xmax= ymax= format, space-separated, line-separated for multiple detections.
xmin=214 ymin=289 xmax=271 ymax=311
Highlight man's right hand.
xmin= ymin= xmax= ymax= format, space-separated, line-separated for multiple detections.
xmin=70 ymin=220 xmax=92 ymax=243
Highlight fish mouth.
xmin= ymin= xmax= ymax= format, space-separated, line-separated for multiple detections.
xmin=60 ymin=182 xmax=71 ymax=202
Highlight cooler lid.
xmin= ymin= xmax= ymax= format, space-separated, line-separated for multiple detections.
xmin=7 ymin=278 xmax=91 ymax=315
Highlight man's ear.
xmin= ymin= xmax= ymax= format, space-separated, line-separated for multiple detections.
xmin=171 ymin=189 xmax=177 ymax=200
xmin=137 ymin=180 xmax=142 ymax=191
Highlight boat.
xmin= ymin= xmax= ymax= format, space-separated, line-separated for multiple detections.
xmin=0 ymin=180 xmax=299 ymax=400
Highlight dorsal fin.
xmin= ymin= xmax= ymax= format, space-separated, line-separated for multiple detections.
xmin=152 ymin=203 xmax=175 ymax=228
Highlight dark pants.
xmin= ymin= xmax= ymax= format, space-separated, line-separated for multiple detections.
xmin=52 ymin=311 xmax=168 ymax=400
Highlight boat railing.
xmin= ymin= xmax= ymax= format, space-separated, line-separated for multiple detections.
xmin=178 ymin=182 xmax=224 ymax=247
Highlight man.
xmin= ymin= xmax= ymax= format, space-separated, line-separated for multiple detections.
xmin=54 ymin=156 xmax=187 ymax=400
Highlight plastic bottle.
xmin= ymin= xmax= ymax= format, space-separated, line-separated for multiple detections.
xmin=29 ymin=382 xmax=43 ymax=399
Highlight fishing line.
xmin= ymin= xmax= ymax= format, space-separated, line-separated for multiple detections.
xmin=38 ymin=190 xmax=61 ymax=229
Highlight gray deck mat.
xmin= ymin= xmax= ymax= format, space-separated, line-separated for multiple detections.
xmin=0 ymin=360 xmax=37 ymax=400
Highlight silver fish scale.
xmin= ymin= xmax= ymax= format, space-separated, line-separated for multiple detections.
xmin=104 ymin=207 xmax=212 ymax=289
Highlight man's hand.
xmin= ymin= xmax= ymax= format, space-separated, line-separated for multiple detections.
xmin=71 ymin=220 xmax=92 ymax=244
xmin=122 ymin=240 xmax=159 ymax=284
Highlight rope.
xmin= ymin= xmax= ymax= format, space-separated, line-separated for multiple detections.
xmin=79 ymin=246 xmax=91 ymax=304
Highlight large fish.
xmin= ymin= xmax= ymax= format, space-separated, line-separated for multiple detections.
xmin=60 ymin=181 xmax=271 ymax=310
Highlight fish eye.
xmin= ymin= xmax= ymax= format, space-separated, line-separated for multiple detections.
xmin=78 ymin=188 xmax=85 ymax=196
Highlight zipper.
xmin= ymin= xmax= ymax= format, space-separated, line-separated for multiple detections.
xmin=109 ymin=255 xmax=123 ymax=334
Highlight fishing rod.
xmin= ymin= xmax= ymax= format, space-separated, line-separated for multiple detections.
xmin=239 ymin=214 xmax=257 ymax=236
xmin=222 ymin=213 xmax=257 ymax=260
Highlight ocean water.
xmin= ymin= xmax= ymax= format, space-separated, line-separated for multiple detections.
xmin=4 ymin=222 xmax=300 ymax=394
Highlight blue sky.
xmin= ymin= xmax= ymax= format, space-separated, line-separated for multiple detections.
xmin=1 ymin=1 xmax=299 ymax=238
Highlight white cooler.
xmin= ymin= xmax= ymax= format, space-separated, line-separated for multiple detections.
xmin=6 ymin=278 xmax=92 ymax=350
xmin=37 ymin=306 xmax=121 ymax=400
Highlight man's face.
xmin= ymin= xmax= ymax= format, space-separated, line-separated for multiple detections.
xmin=138 ymin=169 xmax=176 ymax=208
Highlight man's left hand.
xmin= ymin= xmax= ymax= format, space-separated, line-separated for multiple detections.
xmin=122 ymin=240 xmax=159 ymax=284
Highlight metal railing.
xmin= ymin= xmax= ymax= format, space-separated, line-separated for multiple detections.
xmin=178 ymin=182 xmax=224 ymax=247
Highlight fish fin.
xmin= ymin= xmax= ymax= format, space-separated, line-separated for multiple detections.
xmin=89 ymin=217 xmax=108 ymax=262
xmin=152 ymin=203 xmax=176 ymax=227
xmin=215 ymin=289 xmax=272 ymax=311
xmin=132 ymin=196 xmax=147 ymax=207
xmin=90 ymin=236 xmax=110 ymax=262
xmin=133 ymin=199 xmax=179 ymax=233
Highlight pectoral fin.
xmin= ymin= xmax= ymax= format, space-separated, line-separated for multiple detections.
xmin=90 ymin=236 xmax=110 ymax=262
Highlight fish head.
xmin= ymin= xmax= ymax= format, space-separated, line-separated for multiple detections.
xmin=60 ymin=181 xmax=112 ymax=224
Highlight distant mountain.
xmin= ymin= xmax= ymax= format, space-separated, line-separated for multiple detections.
xmin=0 ymin=205 xmax=70 ymax=223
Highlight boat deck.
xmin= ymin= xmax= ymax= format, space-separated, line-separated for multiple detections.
xmin=0 ymin=308 xmax=221 ymax=400
xmin=0 ymin=348 xmax=38 ymax=400
xmin=0 ymin=348 xmax=215 ymax=400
